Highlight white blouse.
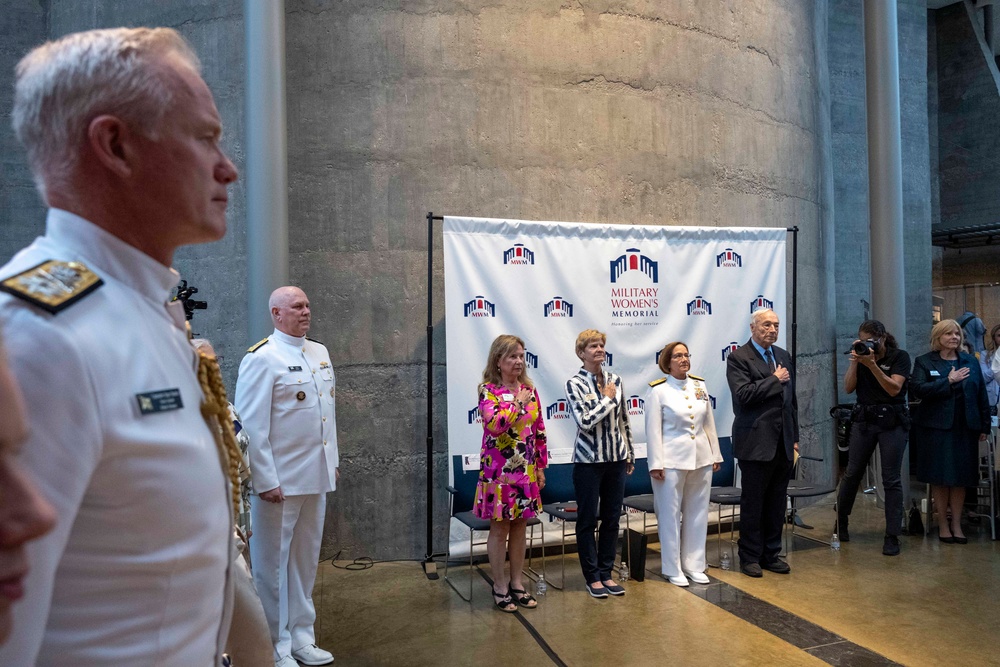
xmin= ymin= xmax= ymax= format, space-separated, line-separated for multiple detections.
xmin=644 ymin=374 xmax=723 ymax=471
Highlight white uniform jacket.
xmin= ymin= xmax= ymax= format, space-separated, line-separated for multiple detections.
xmin=0 ymin=209 xmax=233 ymax=666
xmin=644 ymin=375 xmax=723 ymax=471
xmin=235 ymin=329 xmax=339 ymax=496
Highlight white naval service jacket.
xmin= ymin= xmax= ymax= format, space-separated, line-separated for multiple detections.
xmin=0 ymin=209 xmax=233 ymax=667
xmin=644 ymin=375 xmax=723 ymax=471
xmin=235 ymin=329 xmax=339 ymax=496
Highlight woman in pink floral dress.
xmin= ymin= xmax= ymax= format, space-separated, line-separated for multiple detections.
xmin=474 ymin=334 xmax=548 ymax=612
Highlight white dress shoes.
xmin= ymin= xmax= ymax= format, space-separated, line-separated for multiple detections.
xmin=684 ymin=570 xmax=711 ymax=585
xmin=666 ymin=574 xmax=689 ymax=587
xmin=292 ymin=644 xmax=335 ymax=665
xmin=275 ymin=657 xmax=298 ymax=667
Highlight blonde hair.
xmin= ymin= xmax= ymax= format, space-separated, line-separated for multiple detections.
xmin=12 ymin=27 xmax=200 ymax=200
xmin=575 ymin=329 xmax=607 ymax=359
xmin=480 ymin=334 xmax=533 ymax=390
xmin=930 ymin=319 xmax=964 ymax=352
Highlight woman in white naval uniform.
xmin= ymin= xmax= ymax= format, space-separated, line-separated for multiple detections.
xmin=645 ymin=341 xmax=722 ymax=587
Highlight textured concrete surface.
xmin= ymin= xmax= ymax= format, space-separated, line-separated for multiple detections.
xmin=0 ymin=0 xmax=949 ymax=560
xmin=829 ymin=0 xmax=932 ymax=389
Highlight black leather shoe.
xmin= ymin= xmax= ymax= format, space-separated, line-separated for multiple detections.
xmin=836 ymin=518 xmax=849 ymax=542
xmin=761 ymin=559 xmax=791 ymax=574
xmin=938 ymin=535 xmax=955 ymax=544
xmin=882 ymin=534 xmax=900 ymax=556
xmin=953 ymin=535 xmax=968 ymax=545
xmin=740 ymin=562 xmax=763 ymax=578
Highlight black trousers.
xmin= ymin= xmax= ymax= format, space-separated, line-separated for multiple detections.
xmin=573 ymin=460 xmax=627 ymax=584
xmin=837 ymin=421 xmax=908 ymax=536
xmin=737 ymin=443 xmax=792 ymax=566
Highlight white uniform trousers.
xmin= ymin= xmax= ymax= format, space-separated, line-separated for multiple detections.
xmin=250 ymin=494 xmax=327 ymax=660
xmin=651 ymin=466 xmax=713 ymax=577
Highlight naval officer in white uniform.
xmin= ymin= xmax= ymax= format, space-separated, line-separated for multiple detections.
xmin=0 ymin=27 xmax=239 ymax=665
xmin=645 ymin=341 xmax=722 ymax=587
xmin=236 ymin=286 xmax=339 ymax=667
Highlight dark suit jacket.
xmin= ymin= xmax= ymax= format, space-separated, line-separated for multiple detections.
xmin=726 ymin=340 xmax=799 ymax=462
xmin=909 ymin=351 xmax=990 ymax=433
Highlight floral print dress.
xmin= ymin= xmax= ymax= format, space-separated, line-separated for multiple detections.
xmin=473 ymin=382 xmax=548 ymax=521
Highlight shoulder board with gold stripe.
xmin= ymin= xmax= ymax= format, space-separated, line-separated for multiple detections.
xmin=247 ymin=338 xmax=269 ymax=353
xmin=0 ymin=259 xmax=103 ymax=314
xmin=688 ymin=374 xmax=704 ymax=381
xmin=306 ymin=336 xmax=323 ymax=346
xmin=648 ymin=377 xmax=667 ymax=387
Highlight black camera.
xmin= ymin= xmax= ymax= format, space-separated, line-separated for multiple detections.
xmin=173 ymin=280 xmax=207 ymax=322
xmin=850 ymin=339 xmax=877 ymax=356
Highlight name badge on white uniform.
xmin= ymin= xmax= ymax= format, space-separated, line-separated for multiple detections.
xmin=136 ymin=388 xmax=183 ymax=415
xmin=288 ymin=365 xmax=303 ymax=372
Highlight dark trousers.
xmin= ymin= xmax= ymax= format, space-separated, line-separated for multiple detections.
xmin=573 ymin=460 xmax=627 ymax=584
xmin=737 ymin=443 xmax=792 ymax=566
xmin=837 ymin=421 xmax=908 ymax=536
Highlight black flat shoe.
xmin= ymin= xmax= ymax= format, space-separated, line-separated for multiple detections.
xmin=509 ymin=587 xmax=538 ymax=608
xmin=938 ymin=535 xmax=955 ymax=544
xmin=953 ymin=535 xmax=968 ymax=545
xmin=492 ymin=586 xmax=517 ymax=612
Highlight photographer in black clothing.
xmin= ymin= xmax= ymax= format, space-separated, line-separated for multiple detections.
xmin=836 ymin=320 xmax=910 ymax=556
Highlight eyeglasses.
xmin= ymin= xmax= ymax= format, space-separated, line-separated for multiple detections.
xmin=671 ymin=353 xmax=692 ymax=359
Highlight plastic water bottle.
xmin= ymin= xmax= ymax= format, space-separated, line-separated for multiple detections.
xmin=619 ymin=561 xmax=630 ymax=581
xmin=720 ymin=551 xmax=732 ymax=571
xmin=535 ymin=574 xmax=547 ymax=597
xmin=831 ymin=533 xmax=841 ymax=551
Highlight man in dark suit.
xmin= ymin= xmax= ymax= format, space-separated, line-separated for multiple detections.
xmin=726 ymin=309 xmax=799 ymax=577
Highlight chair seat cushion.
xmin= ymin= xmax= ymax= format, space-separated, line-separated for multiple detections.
xmin=623 ymin=494 xmax=654 ymax=514
xmin=786 ymin=481 xmax=837 ymax=498
xmin=710 ymin=486 xmax=742 ymax=504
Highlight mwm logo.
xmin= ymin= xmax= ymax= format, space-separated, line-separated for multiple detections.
xmin=625 ymin=395 xmax=644 ymax=417
xmin=503 ymin=243 xmax=535 ymax=265
xmin=750 ymin=295 xmax=774 ymax=313
xmin=709 ymin=395 xmax=717 ymax=409
xmin=721 ymin=342 xmax=740 ymax=361
xmin=546 ymin=399 xmax=572 ymax=420
xmin=463 ymin=296 xmax=495 ymax=317
xmin=610 ymin=248 xmax=658 ymax=284
xmin=525 ymin=350 xmax=538 ymax=368
xmin=604 ymin=351 xmax=613 ymax=367
xmin=543 ymin=296 xmax=573 ymax=317
xmin=467 ymin=406 xmax=482 ymax=424
xmin=716 ymin=248 xmax=742 ymax=268
xmin=686 ymin=296 xmax=712 ymax=315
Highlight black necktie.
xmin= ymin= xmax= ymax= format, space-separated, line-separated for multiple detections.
xmin=765 ymin=349 xmax=776 ymax=372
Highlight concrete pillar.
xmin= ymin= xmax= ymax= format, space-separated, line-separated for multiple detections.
xmin=863 ymin=0 xmax=910 ymax=513
xmin=863 ymin=0 xmax=907 ymax=347
xmin=245 ymin=0 xmax=289 ymax=340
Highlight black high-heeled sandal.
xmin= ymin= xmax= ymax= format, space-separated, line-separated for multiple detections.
xmin=492 ymin=586 xmax=517 ymax=613
xmin=509 ymin=587 xmax=538 ymax=608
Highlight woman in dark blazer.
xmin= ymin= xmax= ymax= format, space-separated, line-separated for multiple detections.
xmin=910 ymin=319 xmax=991 ymax=544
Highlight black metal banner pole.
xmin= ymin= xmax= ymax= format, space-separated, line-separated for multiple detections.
xmin=787 ymin=226 xmax=799 ymax=362
xmin=423 ymin=211 xmax=437 ymax=578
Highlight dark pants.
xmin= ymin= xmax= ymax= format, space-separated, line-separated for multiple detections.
xmin=573 ymin=460 xmax=627 ymax=584
xmin=837 ymin=421 xmax=908 ymax=536
xmin=737 ymin=443 xmax=792 ymax=566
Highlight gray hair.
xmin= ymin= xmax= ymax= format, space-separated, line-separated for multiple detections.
xmin=12 ymin=27 xmax=200 ymax=200
xmin=750 ymin=308 xmax=777 ymax=327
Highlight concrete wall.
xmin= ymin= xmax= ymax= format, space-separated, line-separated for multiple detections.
xmin=933 ymin=3 xmax=1000 ymax=232
xmin=829 ymin=0 xmax=932 ymax=400
xmin=0 ymin=0 xmax=844 ymax=559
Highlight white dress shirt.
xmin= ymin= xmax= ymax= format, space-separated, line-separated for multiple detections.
xmin=235 ymin=329 xmax=339 ymax=496
xmin=644 ymin=375 xmax=723 ymax=471
xmin=0 ymin=209 xmax=233 ymax=666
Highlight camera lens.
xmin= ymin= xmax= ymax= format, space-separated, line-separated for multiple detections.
xmin=852 ymin=341 xmax=872 ymax=355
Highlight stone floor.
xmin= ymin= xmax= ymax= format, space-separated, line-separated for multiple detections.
xmin=311 ymin=492 xmax=999 ymax=666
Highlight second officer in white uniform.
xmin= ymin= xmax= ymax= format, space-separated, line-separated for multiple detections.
xmin=645 ymin=341 xmax=722 ymax=587
xmin=236 ymin=286 xmax=338 ymax=667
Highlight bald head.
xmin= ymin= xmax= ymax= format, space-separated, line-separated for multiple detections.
xmin=270 ymin=286 xmax=311 ymax=338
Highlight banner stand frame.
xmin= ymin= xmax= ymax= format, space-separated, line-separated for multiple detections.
xmin=423 ymin=215 xmax=799 ymax=578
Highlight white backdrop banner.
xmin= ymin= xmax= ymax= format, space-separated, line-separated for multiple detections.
xmin=443 ymin=217 xmax=786 ymax=471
